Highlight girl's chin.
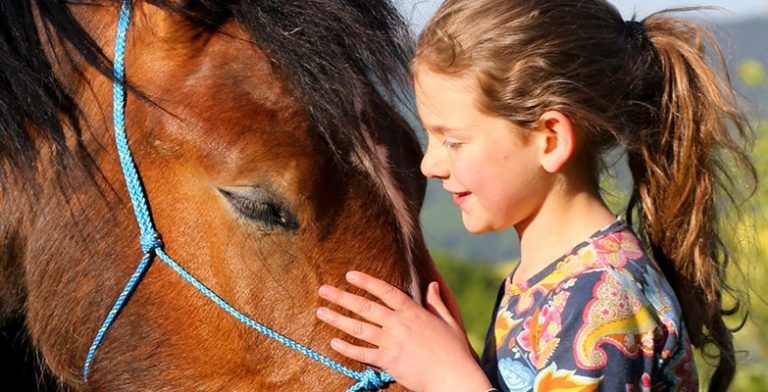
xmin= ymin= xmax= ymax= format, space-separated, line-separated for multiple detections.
xmin=461 ymin=212 xmax=517 ymax=234
xmin=460 ymin=213 xmax=493 ymax=234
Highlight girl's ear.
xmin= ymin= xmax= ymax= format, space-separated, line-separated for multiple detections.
xmin=536 ymin=111 xmax=575 ymax=173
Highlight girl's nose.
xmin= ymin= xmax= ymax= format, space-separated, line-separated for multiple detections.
xmin=420 ymin=138 xmax=449 ymax=179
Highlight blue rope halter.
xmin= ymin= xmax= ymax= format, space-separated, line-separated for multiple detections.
xmin=82 ymin=1 xmax=394 ymax=390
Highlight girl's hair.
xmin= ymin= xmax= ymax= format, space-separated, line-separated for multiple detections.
xmin=415 ymin=0 xmax=757 ymax=390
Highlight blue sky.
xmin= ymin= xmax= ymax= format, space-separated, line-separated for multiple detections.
xmin=401 ymin=0 xmax=768 ymax=30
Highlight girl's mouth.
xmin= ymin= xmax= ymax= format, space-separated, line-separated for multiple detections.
xmin=452 ymin=191 xmax=472 ymax=206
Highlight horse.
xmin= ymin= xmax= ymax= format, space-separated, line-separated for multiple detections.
xmin=0 ymin=0 xmax=450 ymax=389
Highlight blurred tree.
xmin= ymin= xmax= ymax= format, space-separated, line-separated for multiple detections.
xmin=727 ymin=121 xmax=768 ymax=391
xmin=738 ymin=59 xmax=767 ymax=88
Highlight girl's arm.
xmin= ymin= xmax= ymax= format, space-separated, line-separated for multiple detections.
xmin=316 ymin=271 xmax=492 ymax=392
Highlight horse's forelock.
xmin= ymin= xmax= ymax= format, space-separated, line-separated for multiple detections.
xmin=0 ymin=0 xmax=104 ymax=191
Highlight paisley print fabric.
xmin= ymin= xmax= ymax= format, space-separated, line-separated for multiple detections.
xmin=480 ymin=218 xmax=698 ymax=392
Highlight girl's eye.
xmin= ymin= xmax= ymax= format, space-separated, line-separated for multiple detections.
xmin=441 ymin=139 xmax=463 ymax=149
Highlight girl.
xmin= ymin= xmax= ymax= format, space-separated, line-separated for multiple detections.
xmin=316 ymin=0 xmax=756 ymax=391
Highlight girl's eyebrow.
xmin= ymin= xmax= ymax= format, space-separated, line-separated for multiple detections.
xmin=427 ymin=124 xmax=466 ymax=134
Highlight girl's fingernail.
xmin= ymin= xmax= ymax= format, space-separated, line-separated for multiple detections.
xmin=346 ymin=271 xmax=358 ymax=282
xmin=330 ymin=338 xmax=341 ymax=349
xmin=318 ymin=285 xmax=332 ymax=297
xmin=316 ymin=307 xmax=329 ymax=320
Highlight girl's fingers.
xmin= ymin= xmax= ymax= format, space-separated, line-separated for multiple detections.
xmin=345 ymin=271 xmax=414 ymax=311
xmin=318 ymin=284 xmax=391 ymax=325
xmin=316 ymin=307 xmax=386 ymax=347
xmin=329 ymin=338 xmax=382 ymax=367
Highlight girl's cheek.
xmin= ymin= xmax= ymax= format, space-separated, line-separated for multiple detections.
xmin=451 ymin=163 xmax=487 ymax=190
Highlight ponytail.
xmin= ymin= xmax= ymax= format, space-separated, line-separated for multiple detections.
xmin=625 ymin=10 xmax=757 ymax=391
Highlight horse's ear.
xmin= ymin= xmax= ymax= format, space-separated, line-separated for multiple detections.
xmin=143 ymin=0 xmax=216 ymax=46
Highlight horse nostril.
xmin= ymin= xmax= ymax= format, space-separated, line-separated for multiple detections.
xmin=218 ymin=186 xmax=299 ymax=232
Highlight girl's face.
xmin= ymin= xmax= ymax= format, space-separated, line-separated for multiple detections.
xmin=415 ymin=68 xmax=551 ymax=234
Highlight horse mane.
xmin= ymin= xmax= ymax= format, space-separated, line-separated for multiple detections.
xmin=0 ymin=0 xmax=114 ymax=190
xmin=0 ymin=0 xmax=421 ymax=244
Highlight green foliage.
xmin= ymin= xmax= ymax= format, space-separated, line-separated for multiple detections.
xmin=723 ymin=120 xmax=768 ymax=391
xmin=738 ymin=59 xmax=767 ymax=88
xmin=432 ymin=251 xmax=512 ymax=351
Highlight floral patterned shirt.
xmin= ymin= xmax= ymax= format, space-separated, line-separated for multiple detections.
xmin=479 ymin=218 xmax=698 ymax=392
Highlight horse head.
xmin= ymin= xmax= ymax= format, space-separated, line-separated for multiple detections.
xmin=0 ymin=1 xmax=442 ymax=389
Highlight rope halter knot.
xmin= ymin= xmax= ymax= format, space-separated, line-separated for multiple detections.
xmin=140 ymin=233 xmax=163 ymax=254
xmin=349 ymin=368 xmax=395 ymax=392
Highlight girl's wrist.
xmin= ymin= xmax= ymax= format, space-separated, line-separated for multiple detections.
xmin=426 ymin=362 xmax=491 ymax=392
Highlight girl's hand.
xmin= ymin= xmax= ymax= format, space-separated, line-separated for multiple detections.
xmin=316 ymin=271 xmax=491 ymax=392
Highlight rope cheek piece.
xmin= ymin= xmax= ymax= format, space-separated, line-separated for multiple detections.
xmin=82 ymin=1 xmax=394 ymax=390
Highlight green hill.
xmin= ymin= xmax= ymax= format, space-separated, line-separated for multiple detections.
xmin=714 ymin=17 xmax=768 ymax=117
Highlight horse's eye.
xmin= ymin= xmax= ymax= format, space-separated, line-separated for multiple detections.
xmin=218 ymin=187 xmax=298 ymax=231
